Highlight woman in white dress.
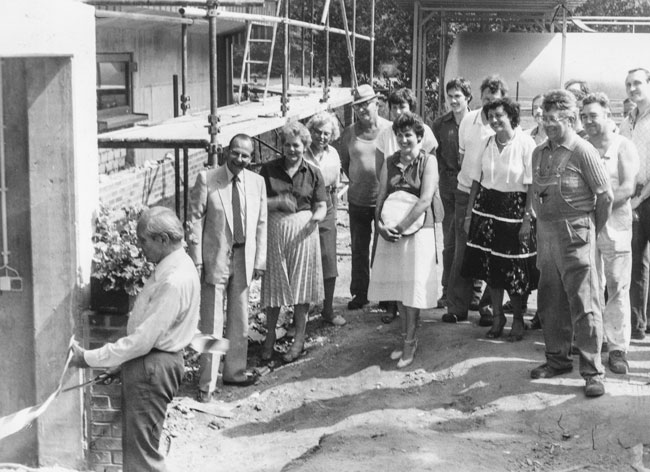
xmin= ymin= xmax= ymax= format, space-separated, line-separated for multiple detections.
xmin=368 ymin=112 xmax=439 ymax=368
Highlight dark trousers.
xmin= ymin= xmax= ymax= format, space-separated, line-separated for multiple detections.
xmin=349 ymin=202 xmax=376 ymax=298
xmin=122 ymin=350 xmax=184 ymax=472
xmin=439 ymin=180 xmax=457 ymax=294
xmin=630 ymin=197 xmax=650 ymax=334
xmin=446 ymin=190 xmax=475 ymax=315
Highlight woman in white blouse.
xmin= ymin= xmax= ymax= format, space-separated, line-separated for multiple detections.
xmin=305 ymin=111 xmax=347 ymax=327
xmin=461 ymin=97 xmax=539 ymax=341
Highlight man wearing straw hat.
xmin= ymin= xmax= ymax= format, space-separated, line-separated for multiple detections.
xmin=340 ymin=84 xmax=392 ymax=310
xmin=70 ymin=206 xmax=200 ymax=472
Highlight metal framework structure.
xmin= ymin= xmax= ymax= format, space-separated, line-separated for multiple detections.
xmin=84 ymin=0 xmax=376 ymax=220
xmin=397 ymin=0 xmax=587 ymax=114
xmin=398 ymin=0 xmax=650 ymax=115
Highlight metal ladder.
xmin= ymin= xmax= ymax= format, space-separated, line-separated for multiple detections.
xmin=237 ymin=0 xmax=282 ymax=104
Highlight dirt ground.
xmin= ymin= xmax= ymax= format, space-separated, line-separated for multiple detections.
xmin=162 ymin=206 xmax=650 ymax=472
xmin=8 ymin=207 xmax=650 ymax=472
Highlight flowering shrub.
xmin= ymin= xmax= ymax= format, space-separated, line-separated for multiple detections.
xmin=92 ymin=205 xmax=153 ymax=296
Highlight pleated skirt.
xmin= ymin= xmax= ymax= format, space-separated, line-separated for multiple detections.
xmin=261 ymin=210 xmax=324 ymax=308
xmin=461 ymin=186 xmax=539 ymax=296
xmin=368 ymin=227 xmax=438 ymax=309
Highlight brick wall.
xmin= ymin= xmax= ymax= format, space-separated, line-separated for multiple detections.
xmin=98 ymin=148 xmax=131 ymax=175
xmin=98 ymin=149 xmax=208 ymax=210
xmin=83 ymin=311 xmax=127 ymax=472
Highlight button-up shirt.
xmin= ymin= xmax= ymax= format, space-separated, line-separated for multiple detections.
xmin=457 ymin=109 xmax=495 ymax=193
xmin=260 ymin=157 xmax=327 ymax=211
xmin=84 ymin=248 xmax=201 ymax=368
xmin=620 ymin=105 xmax=650 ymax=186
xmin=432 ymin=111 xmax=462 ymax=183
xmin=305 ymin=145 xmax=341 ymax=188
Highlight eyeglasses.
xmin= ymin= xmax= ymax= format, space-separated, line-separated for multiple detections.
xmin=353 ymin=100 xmax=375 ymax=109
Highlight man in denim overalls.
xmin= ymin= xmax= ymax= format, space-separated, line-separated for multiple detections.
xmin=529 ymin=90 xmax=613 ymax=397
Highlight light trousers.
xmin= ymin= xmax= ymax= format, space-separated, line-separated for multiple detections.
xmin=596 ymin=228 xmax=632 ymax=353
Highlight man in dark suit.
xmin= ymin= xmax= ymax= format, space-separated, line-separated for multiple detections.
xmin=187 ymin=134 xmax=267 ymax=400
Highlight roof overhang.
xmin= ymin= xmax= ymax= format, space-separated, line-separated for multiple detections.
xmin=393 ymin=0 xmax=586 ymax=14
xmin=95 ymin=7 xmax=245 ymax=35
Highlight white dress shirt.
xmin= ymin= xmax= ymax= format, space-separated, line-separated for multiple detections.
xmin=457 ymin=109 xmax=495 ymax=193
xmin=85 ymin=248 xmax=200 ymax=368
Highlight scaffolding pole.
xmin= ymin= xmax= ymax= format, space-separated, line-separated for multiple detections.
xmin=207 ymin=3 xmax=219 ymax=166
xmin=337 ymin=0 xmax=358 ymax=89
xmin=370 ymin=0 xmax=375 ymax=82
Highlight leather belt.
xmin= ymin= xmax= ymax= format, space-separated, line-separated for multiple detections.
xmin=232 ymin=242 xmax=245 ymax=248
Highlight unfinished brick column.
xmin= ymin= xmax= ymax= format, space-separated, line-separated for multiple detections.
xmin=83 ymin=311 xmax=127 ymax=472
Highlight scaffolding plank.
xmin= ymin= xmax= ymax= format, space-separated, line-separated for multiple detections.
xmin=97 ymin=87 xmax=353 ymax=149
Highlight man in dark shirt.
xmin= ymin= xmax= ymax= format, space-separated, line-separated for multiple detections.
xmin=432 ymin=77 xmax=471 ymax=309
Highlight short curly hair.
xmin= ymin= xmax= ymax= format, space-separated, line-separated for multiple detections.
xmin=542 ymin=89 xmax=578 ymax=123
xmin=482 ymin=97 xmax=521 ymax=128
xmin=305 ymin=111 xmax=340 ymax=142
xmin=280 ymin=121 xmax=312 ymax=149
xmin=392 ymin=111 xmax=425 ymax=139
xmin=581 ymin=92 xmax=610 ymax=111
xmin=480 ymin=75 xmax=508 ymax=97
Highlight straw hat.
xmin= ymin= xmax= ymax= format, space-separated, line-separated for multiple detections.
xmin=352 ymin=84 xmax=381 ymax=105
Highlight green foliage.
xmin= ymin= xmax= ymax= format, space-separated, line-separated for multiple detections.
xmin=575 ymin=0 xmax=650 ymax=32
xmin=92 ymin=205 xmax=153 ymax=296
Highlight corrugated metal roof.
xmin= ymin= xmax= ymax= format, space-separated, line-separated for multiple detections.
xmin=393 ymin=0 xmax=586 ymax=14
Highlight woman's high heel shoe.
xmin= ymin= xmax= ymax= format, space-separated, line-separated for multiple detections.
xmin=397 ymin=338 xmax=418 ymax=368
xmin=486 ymin=314 xmax=507 ymax=339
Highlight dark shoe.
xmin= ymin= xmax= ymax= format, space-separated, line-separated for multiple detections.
xmin=486 ymin=314 xmax=507 ymax=339
xmin=381 ymin=302 xmax=399 ymax=324
xmin=437 ymin=294 xmax=448 ymax=308
xmin=632 ymin=330 xmax=646 ymax=340
xmin=608 ymin=350 xmax=629 ymax=374
xmin=584 ymin=377 xmax=605 ymax=397
xmin=347 ymin=295 xmax=369 ymax=310
xmin=530 ymin=363 xmax=573 ymax=379
xmin=223 ymin=371 xmax=260 ymax=387
xmin=478 ymin=305 xmax=494 ymax=327
xmin=507 ymin=318 xmax=525 ymax=342
xmin=442 ymin=313 xmax=468 ymax=323
xmin=197 ymin=390 xmax=213 ymax=403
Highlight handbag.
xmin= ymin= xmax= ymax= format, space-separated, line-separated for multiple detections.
xmin=380 ymin=190 xmax=425 ymax=236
